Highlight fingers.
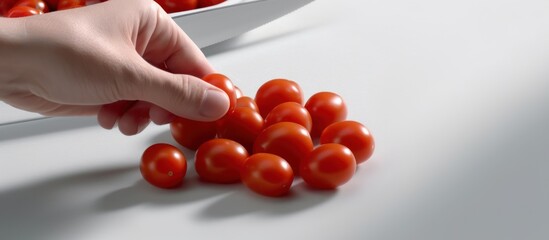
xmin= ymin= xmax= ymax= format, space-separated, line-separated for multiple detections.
xmin=117 ymin=101 xmax=151 ymax=136
xmin=98 ymin=100 xmax=153 ymax=135
xmin=149 ymin=105 xmax=174 ymax=125
xmin=97 ymin=100 xmax=133 ymax=129
xmin=120 ymin=59 xmax=229 ymax=122
xmin=142 ymin=4 xmax=215 ymax=77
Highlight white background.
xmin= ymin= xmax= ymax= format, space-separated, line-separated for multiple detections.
xmin=1 ymin=0 xmax=548 ymax=239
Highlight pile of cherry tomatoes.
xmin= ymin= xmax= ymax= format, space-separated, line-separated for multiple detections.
xmin=141 ymin=74 xmax=375 ymax=197
xmin=1 ymin=0 xmax=225 ymax=18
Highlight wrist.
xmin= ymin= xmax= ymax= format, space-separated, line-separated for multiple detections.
xmin=0 ymin=18 xmax=28 ymax=100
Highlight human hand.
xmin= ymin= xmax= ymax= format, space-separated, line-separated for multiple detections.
xmin=0 ymin=0 xmax=229 ymax=135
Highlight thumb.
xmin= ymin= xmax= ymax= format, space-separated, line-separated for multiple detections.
xmin=123 ymin=64 xmax=230 ymax=122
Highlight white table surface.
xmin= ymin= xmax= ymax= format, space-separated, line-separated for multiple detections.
xmin=1 ymin=0 xmax=548 ymax=239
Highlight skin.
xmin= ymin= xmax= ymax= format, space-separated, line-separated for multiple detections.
xmin=0 ymin=0 xmax=229 ymax=135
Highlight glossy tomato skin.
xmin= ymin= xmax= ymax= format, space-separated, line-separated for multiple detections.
xmin=234 ymin=85 xmax=243 ymax=99
xmin=6 ymin=5 xmax=40 ymax=17
xmin=236 ymin=96 xmax=259 ymax=112
xmin=255 ymin=79 xmax=303 ymax=118
xmin=140 ymin=143 xmax=187 ymax=189
xmin=197 ymin=0 xmax=224 ymax=8
xmin=202 ymin=73 xmax=237 ymax=115
xmin=301 ymin=144 xmax=356 ymax=189
xmin=170 ymin=117 xmax=217 ymax=150
xmin=320 ymin=121 xmax=375 ymax=164
xmin=1 ymin=0 xmax=19 ymax=16
xmin=155 ymin=0 xmax=197 ymax=13
xmin=305 ymin=92 xmax=348 ymax=138
xmin=57 ymin=0 xmax=85 ymax=10
xmin=43 ymin=0 xmax=59 ymax=9
xmin=264 ymin=102 xmax=312 ymax=132
xmin=14 ymin=0 xmax=49 ymax=13
xmin=253 ymin=122 xmax=313 ymax=175
xmin=216 ymin=107 xmax=264 ymax=153
xmin=241 ymin=153 xmax=294 ymax=197
xmin=195 ymin=139 xmax=249 ymax=183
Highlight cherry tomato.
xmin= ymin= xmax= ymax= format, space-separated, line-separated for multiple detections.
xmin=255 ymin=79 xmax=303 ymax=118
xmin=234 ymin=85 xmax=243 ymax=99
xmin=305 ymin=92 xmax=347 ymax=138
xmin=236 ymin=96 xmax=259 ymax=112
xmin=195 ymin=139 xmax=249 ymax=183
xmin=154 ymin=0 xmax=197 ymax=13
xmin=197 ymin=0 xmax=224 ymax=8
xmin=320 ymin=120 xmax=375 ymax=164
xmin=1 ymin=0 xmax=19 ymax=16
xmin=6 ymin=5 xmax=40 ymax=17
xmin=241 ymin=153 xmax=294 ymax=197
xmin=202 ymin=73 xmax=237 ymax=115
xmin=43 ymin=0 xmax=59 ymax=9
xmin=253 ymin=122 xmax=313 ymax=175
xmin=14 ymin=0 xmax=48 ymax=13
xmin=57 ymin=0 xmax=85 ymax=10
xmin=216 ymin=106 xmax=264 ymax=153
xmin=140 ymin=143 xmax=187 ymax=189
xmin=301 ymin=144 xmax=356 ymax=189
xmin=170 ymin=117 xmax=217 ymax=150
xmin=264 ymin=102 xmax=312 ymax=132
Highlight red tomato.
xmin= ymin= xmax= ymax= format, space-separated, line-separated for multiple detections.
xmin=320 ymin=121 xmax=375 ymax=164
xmin=202 ymin=73 xmax=237 ymax=115
xmin=6 ymin=5 xmax=40 ymax=17
xmin=155 ymin=0 xmax=197 ymax=13
xmin=57 ymin=0 xmax=85 ymax=10
xmin=234 ymin=85 xmax=243 ymax=99
xmin=195 ymin=139 xmax=249 ymax=183
xmin=241 ymin=153 xmax=294 ymax=197
xmin=255 ymin=79 xmax=303 ymax=118
xmin=170 ymin=117 xmax=217 ymax=150
xmin=301 ymin=144 xmax=356 ymax=189
xmin=305 ymin=92 xmax=347 ymax=138
xmin=216 ymin=106 xmax=264 ymax=153
xmin=197 ymin=0 xmax=224 ymax=8
xmin=264 ymin=102 xmax=312 ymax=132
xmin=43 ymin=0 xmax=59 ymax=9
xmin=253 ymin=122 xmax=313 ymax=175
xmin=1 ymin=0 xmax=19 ymax=16
xmin=236 ymin=96 xmax=259 ymax=112
xmin=14 ymin=0 xmax=48 ymax=13
xmin=140 ymin=143 xmax=187 ymax=189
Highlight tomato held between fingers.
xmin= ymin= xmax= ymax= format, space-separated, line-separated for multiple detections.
xmin=1 ymin=0 xmax=19 ymax=16
xmin=255 ymin=79 xmax=303 ymax=118
xmin=301 ymin=144 xmax=356 ymax=189
xmin=155 ymin=0 xmax=197 ymax=13
xmin=216 ymin=106 xmax=264 ymax=153
xmin=43 ymin=0 xmax=59 ymax=9
xmin=253 ymin=122 xmax=313 ymax=175
xmin=140 ymin=143 xmax=187 ymax=189
xmin=170 ymin=117 xmax=217 ymax=150
xmin=202 ymin=73 xmax=237 ymax=115
xmin=14 ymin=0 xmax=49 ymax=13
xmin=264 ymin=102 xmax=312 ymax=132
xmin=57 ymin=0 xmax=85 ymax=10
xmin=195 ymin=139 xmax=249 ymax=184
xmin=305 ymin=92 xmax=347 ymax=138
xmin=6 ymin=5 xmax=40 ymax=17
xmin=320 ymin=121 xmax=375 ymax=164
xmin=241 ymin=153 xmax=294 ymax=197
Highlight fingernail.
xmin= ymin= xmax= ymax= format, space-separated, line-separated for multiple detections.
xmin=200 ymin=89 xmax=229 ymax=119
